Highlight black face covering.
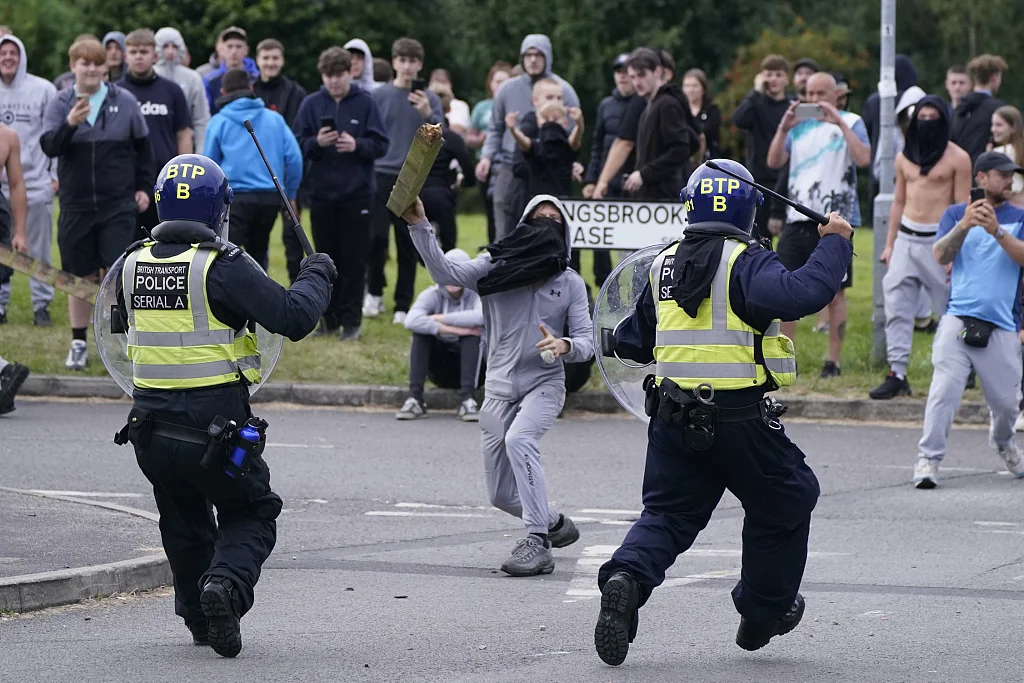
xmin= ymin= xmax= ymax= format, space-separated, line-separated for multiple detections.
xmin=476 ymin=215 xmax=568 ymax=297
xmin=903 ymin=95 xmax=950 ymax=176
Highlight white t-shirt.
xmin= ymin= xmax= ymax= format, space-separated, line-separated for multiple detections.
xmin=785 ymin=111 xmax=869 ymax=225
xmin=993 ymin=144 xmax=1024 ymax=194
xmin=447 ymin=98 xmax=471 ymax=130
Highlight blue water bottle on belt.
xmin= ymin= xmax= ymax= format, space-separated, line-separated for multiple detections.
xmin=227 ymin=422 xmax=261 ymax=478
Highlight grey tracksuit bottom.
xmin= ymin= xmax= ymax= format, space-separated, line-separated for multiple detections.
xmin=883 ymin=230 xmax=949 ymax=376
xmin=480 ymin=380 xmax=565 ymax=535
xmin=919 ymin=315 xmax=1022 ymax=461
xmin=0 ymin=200 xmax=54 ymax=312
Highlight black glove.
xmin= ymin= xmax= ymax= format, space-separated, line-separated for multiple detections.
xmin=300 ymin=253 xmax=338 ymax=283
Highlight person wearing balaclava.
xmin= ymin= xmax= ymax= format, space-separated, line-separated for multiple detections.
xmin=475 ymin=34 xmax=581 ymax=241
xmin=871 ymin=95 xmax=973 ymax=401
xmin=403 ymin=193 xmax=594 ymax=578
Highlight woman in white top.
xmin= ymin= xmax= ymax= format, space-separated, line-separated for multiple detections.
xmin=990 ymin=105 xmax=1024 ymax=207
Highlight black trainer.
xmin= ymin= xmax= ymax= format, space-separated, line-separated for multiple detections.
xmin=820 ymin=361 xmax=841 ymax=379
xmin=33 ymin=307 xmax=52 ymax=327
xmin=200 ymin=580 xmax=242 ymax=657
xmin=594 ymin=571 xmax=640 ymax=666
xmin=548 ymin=514 xmax=580 ymax=548
xmin=869 ymin=372 xmax=911 ymax=400
xmin=735 ymin=594 xmax=805 ymax=651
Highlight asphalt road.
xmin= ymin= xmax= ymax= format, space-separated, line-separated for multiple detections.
xmin=1 ymin=398 xmax=1022 ymax=682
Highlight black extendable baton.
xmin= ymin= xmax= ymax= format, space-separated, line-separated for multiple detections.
xmin=705 ymin=160 xmax=830 ymax=226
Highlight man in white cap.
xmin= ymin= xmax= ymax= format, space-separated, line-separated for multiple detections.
xmin=397 ymin=248 xmax=484 ymax=421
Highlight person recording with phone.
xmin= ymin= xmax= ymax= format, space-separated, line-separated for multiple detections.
xmin=293 ymin=46 xmax=388 ymax=340
xmin=767 ymin=72 xmax=870 ymax=380
xmin=732 ymin=54 xmax=795 ymax=247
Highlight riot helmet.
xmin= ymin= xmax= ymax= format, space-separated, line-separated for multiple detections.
xmin=680 ymin=160 xmax=762 ymax=234
xmin=152 ymin=154 xmax=234 ymax=243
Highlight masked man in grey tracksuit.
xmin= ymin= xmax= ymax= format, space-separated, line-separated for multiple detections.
xmin=404 ymin=193 xmax=594 ymax=576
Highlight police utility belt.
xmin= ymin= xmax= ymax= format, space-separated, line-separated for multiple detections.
xmin=643 ymin=375 xmax=787 ymax=451
xmin=114 ymin=412 xmax=268 ymax=478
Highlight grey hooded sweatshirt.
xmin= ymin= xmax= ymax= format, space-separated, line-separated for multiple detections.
xmin=409 ymin=194 xmax=594 ymax=400
xmin=154 ymin=27 xmax=210 ymax=152
xmin=343 ymin=39 xmax=378 ymax=92
xmin=0 ymin=35 xmax=57 ymax=204
xmin=481 ymin=34 xmax=580 ymax=167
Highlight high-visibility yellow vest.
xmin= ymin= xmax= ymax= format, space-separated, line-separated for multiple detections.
xmin=122 ymin=243 xmax=262 ymax=391
xmin=649 ymin=238 xmax=796 ymax=390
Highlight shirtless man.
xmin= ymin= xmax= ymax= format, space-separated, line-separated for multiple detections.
xmin=871 ymin=96 xmax=972 ymax=399
xmin=0 ymin=122 xmax=29 ymax=258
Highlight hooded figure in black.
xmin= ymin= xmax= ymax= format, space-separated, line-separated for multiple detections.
xmin=903 ymin=95 xmax=951 ymax=176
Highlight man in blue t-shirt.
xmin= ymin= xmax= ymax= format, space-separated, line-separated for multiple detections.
xmin=914 ymin=151 xmax=1024 ymax=488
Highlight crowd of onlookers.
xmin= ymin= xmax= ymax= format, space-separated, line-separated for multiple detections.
xmin=1 ymin=24 xmax=1024 ymax=442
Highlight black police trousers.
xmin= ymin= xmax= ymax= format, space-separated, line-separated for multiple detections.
xmin=128 ymin=385 xmax=282 ymax=628
xmin=598 ymin=410 xmax=819 ymax=623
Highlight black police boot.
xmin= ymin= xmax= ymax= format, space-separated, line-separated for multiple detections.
xmin=187 ymin=620 xmax=210 ymax=646
xmin=200 ymin=579 xmax=242 ymax=657
xmin=594 ymin=571 xmax=640 ymax=666
xmin=735 ymin=593 xmax=805 ymax=651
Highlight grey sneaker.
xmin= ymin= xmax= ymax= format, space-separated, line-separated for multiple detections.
xmin=457 ymin=397 xmax=479 ymax=422
xmin=33 ymin=306 xmax=52 ymax=327
xmin=548 ymin=514 xmax=580 ymax=548
xmin=913 ymin=457 xmax=938 ymax=489
xmin=396 ymin=397 xmax=426 ymax=420
xmin=500 ymin=535 xmax=554 ymax=577
xmin=339 ymin=326 xmax=361 ymax=341
xmin=65 ymin=340 xmax=88 ymax=370
xmin=0 ymin=362 xmax=30 ymax=415
xmin=997 ymin=441 xmax=1024 ymax=479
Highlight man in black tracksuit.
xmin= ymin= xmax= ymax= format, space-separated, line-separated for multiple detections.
xmin=582 ymin=53 xmax=637 ymax=286
xmin=421 ymin=122 xmax=476 ymax=253
xmin=293 ymin=47 xmax=389 ymax=340
xmin=624 ymin=48 xmax=699 ymax=201
xmin=253 ymin=38 xmax=309 ymax=283
xmin=952 ymin=54 xmax=1008 ymax=163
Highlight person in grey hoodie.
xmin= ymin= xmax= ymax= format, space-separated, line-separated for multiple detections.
xmin=0 ymin=34 xmax=58 ymax=326
xmin=475 ymin=34 xmax=580 ymax=241
xmin=154 ymin=27 xmax=210 ymax=152
xmin=397 ymin=248 xmax=484 ymax=422
xmin=343 ymin=38 xmax=378 ymax=92
xmin=102 ymin=31 xmax=126 ymax=82
xmin=403 ymin=192 xmax=593 ymax=577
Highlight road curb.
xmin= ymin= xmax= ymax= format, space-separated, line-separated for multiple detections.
xmin=19 ymin=374 xmax=991 ymax=424
xmin=0 ymin=554 xmax=171 ymax=614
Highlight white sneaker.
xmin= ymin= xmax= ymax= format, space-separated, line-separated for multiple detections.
xmin=395 ymin=397 xmax=426 ymax=420
xmin=457 ymin=397 xmax=479 ymax=422
xmin=363 ymin=294 xmax=382 ymax=318
xmin=65 ymin=340 xmax=88 ymax=370
xmin=997 ymin=441 xmax=1024 ymax=479
xmin=392 ymin=311 xmax=407 ymax=325
xmin=1014 ymin=411 xmax=1024 ymax=432
xmin=912 ymin=457 xmax=938 ymax=489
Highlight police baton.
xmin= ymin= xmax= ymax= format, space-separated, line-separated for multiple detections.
xmin=704 ymin=160 xmax=829 ymax=226
xmin=243 ymin=119 xmax=315 ymax=257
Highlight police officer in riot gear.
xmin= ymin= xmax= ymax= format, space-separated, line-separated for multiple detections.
xmin=109 ymin=154 xmax=336 ymax=658
xmin=593 ymin=159 xmax=853 ymax=666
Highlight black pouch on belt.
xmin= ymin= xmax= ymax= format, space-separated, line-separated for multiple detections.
xmin=200 ymin=415 xmax=235 ymax=470
xmin=684 ymin=403 xmax=716 ymax=451
xmin=958 ymin=316 xmax=996 ymax=348
xmin=114 ymin=406 xmax=152 ymax=448
xmin=643 ymin=374 xmax=658 ymax=417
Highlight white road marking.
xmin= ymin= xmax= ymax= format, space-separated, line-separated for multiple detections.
xmin=880 ymin=465 xmax=992 ymax=473
xmin=579 ymin=508 xmax=642 ymax=516
xmin=976 ymin=529 xmax=1024 ymax=535
xmin=27 ymin=490 xmax=142 ymax=498
xmin=365 ymin=511 xmax=494 ymax=519
xmin=974 ymin=521 xmax=1018 ymax=527
xmin=271 ymin=443 xmax=336 ymax=449
xmin=395 ymin=502 xmax=492 ymax=510
xmin=0 ymin=486 xmax=159 ymax=522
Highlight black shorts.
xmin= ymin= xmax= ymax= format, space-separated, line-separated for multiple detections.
xmin=57 ymin=203 xmax=137 ymax=277
xmin=776 ymin=220 xmax=853 ymax=289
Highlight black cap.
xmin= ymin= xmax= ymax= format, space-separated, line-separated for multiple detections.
xmin=974 ymin=151 xmax=1024 ymax=174
xmin=612 ymin=52 xmax=629 ymax=70
xmin=793 ymin=57 xmax=821 ymax=73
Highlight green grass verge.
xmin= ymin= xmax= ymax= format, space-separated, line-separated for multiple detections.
xmin=0 ymin=211 xmax=964 ymax=400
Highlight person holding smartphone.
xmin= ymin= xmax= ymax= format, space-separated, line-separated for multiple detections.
xmin=366 ymin=37 xmax=444 ymax=325
xmin=731 ymin=55 xmax=795 ymax=247
xmin=767 ymin=72 xmax=870 ymax=380
xmin=293 ymin=46 xmax=388 ymax=340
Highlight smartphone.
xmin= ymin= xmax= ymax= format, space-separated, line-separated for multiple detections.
xmin=411 ymin=77 xmax=427 ymax=93
xmin=319 ymin=116 xmax=336 ymax=131
xmin=794 ymin=103 xmax=823 ymax=121
xmin=970 ymin=187 xmax=985 ymax=203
